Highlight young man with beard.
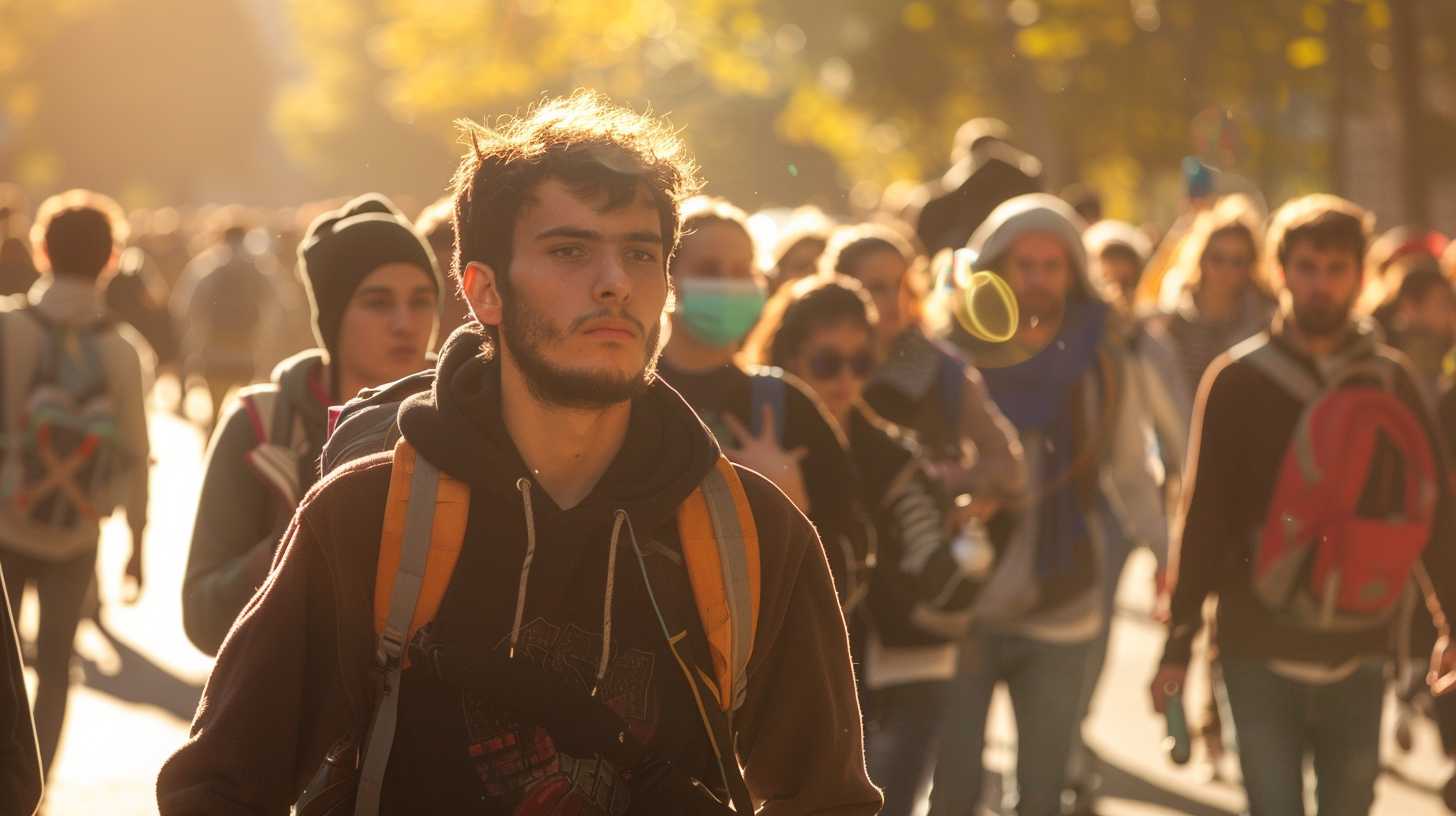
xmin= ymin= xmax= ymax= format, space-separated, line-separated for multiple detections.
xmin=659 ymin=197 xmax=874 ymax=611
xmin=928 ymin=194 xmax=1168 ymax=816
xmin=1152 ymin=195 xmax=1456 ymax=816
xmin=157 ymin=93 xmax=879 ymax=816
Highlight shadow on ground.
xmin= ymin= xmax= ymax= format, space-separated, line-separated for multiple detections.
xmin=78 ymin=623 xmax=202 ymax=723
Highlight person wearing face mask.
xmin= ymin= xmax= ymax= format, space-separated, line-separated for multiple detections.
xmin=743 ymin=274 xmax=978 ymax=816
xmin=660 ymin=196 xmax=875 ymax=611
xmin=180 ymin=193 xmax=442 ymax=656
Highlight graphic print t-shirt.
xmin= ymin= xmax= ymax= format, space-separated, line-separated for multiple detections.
xmin=379 ymin=501 xmax=715 ymax=815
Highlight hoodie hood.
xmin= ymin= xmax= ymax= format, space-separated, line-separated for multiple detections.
xmin=28 ymin=275 xmax=108 ymax=327
xmin=398 ymin=323 xmax=721 ymax=532
xmin=269 ymin=349 xmax=330 ymax=450
xmin=966 ymin=193 xmax=1094 ymax=302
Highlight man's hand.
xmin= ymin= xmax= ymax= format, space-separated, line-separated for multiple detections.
xmin=722 ymin=408 xmax=810 ymax=510
xmin=1431 ymin=635 xmax=1456 ymax=696
xmin=122 ymin=527 xmax=145 ymax=604
xmin=1149 ymin=663 xmax=1188 ymax=715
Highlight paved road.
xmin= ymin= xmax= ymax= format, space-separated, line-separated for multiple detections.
xmin=20 ymin=406 xmax=1455 ymax=815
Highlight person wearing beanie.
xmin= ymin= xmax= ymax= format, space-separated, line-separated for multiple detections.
xmin=927 ymin=194 xmax=1170 ymax=816
xmin=181 ymin=192 xmax=440 ymax=655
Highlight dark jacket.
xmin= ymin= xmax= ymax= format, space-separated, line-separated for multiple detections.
xmin=158 ymin=327 xmax=880 ymax=815
xmin=0 ymin=569 xmax=40 ymax=816
xmin=848 ymin=405 xmax=956 ymax=648
xmin=864 ymin=327 xmax=1025 ymax=505
xmin=1163 ymin=318 xmax=1456 ymax=666
xmin=660 ymin=362 xmax=875 ymax=610
xmin=181 ymin=350 xmax=330 ymax=655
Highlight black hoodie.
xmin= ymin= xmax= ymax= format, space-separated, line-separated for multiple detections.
xmin=385 ymin=327 xmax=725 ymax=812
xmin=157 ymin=326 xmax=882 ymax=816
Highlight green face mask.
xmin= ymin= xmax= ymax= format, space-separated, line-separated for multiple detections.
xmin=675 ymin=278 xmax=767 ymax=348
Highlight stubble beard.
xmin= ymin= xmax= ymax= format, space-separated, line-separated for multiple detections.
xmin=501 ymin=293 xmax=663 ymax=410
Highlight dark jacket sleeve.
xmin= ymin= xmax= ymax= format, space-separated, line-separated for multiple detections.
xmin=182 ymin=404 xmax=283 ymax=655
xmin=1400 ymin=365 xmax=1456 ymax=634
xmin=0 ymin=570 xmax=41 ymax=816
xmin=782 ymin=378 xmax=874 ymax=608
xmin=734 ymin=470 xmax=882 ymax=815
xmin=955 ymin=366 xmax=1026 ymax=505
xmin=1162 ymin=355 xmax=1245 ymax=665
xmin=159 ymin=507 xmax=357 ymax=815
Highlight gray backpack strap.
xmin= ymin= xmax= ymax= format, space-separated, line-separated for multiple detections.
xmin=353 ymin=456 xmax=440 ymax=816
xmin=697 ymin=464 xmax=755 ymax=713
xmin=1241 ymin=340 xmax=1322 ymax=404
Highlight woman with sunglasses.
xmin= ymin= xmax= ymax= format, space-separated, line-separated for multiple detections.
xmin=743 ymin=275 xmax=976 ymax=816
xmin=823 ymin=224 xmax=1025 ymax=532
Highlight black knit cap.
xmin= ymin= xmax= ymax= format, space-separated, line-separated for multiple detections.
xmin=297 ymin=192 xmax=442 ymax=364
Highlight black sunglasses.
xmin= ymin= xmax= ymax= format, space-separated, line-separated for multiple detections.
xmin=807 ymin=348 xmax=875 ymax=380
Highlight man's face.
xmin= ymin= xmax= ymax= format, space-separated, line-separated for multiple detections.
xmin=1002 ymin=231 xmax=1073 ymax=326
xmin=336 ymin=262 xmax=439 ymax=394
xmin=463 ymin=178 xmax=669 ymax=409
xmin=1282 ymin=239 xmax=1362 ymax=338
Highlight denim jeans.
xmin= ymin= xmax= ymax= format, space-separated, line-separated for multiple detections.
xmin=866 ymin=681 xmax=950 ymax=816
xmin=1221 ymin=657 xmax=1385 ymax=816
xmin=929 ymin=631 xmax=1093 ymax=816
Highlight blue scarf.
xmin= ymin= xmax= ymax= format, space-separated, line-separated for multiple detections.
xmin=982 ymin=301 xmax=1108 ymax=581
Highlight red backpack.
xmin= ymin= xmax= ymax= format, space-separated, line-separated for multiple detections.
xmin=1242 ymin=337 xmax=1438 ymax=630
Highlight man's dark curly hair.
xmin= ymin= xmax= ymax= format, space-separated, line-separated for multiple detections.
xmin=449 ymin=91 xmax=701 ymax=301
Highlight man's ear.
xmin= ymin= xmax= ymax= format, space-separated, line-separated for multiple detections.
xmin=462 ymin=261 xmax=504 ymax=328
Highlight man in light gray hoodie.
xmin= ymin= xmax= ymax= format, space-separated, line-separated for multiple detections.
xmin=928 ymin=194 xmax=1169 ymax=816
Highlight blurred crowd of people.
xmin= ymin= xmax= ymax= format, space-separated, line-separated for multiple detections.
xmin=0 ymin=94 xmax=1454 ymax=816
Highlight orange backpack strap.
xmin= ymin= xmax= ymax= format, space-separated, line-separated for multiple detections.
xmin=676 ymin=455 xmax=761 ymax=712
xmin=372 ymin=439 xmax=470 ymax=662
xmin=358 ymin=439 xmax=469 ymax=816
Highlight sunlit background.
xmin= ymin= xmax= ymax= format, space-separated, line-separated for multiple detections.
xmin=3 ymin=0 xmax=1456 ymax=226
xmin=4 ymin=2 xmax=1456 ymax=814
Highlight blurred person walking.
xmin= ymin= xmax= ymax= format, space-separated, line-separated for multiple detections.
xmin=1084 ymin=219 xmax=1153 ymax=316
xmin=1151 ymin=195 xmax=1456 ymax=816
xmin=170 ymin=217 xmax=282 ymax=430
xmin=0 ymin=190 xmax=151 ymax=780
xmin=0 ymin=184 xmax=38 ymax=298
xmin=158 ymin=93 xmax=879 ymax=816
xmin=745 ymin=274 xmax=993 ymax=816
xmin=181 ymin=193 xmax=440 ymax=656
xmin=659 ymin=196 xmax=875 ymax=611
xmin=927 ymin=194 xmax=1168 ymax=816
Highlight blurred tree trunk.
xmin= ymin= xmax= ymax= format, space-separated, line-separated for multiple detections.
xmin=1390 ymin=0 xmax=1429 ymax=226
xmin=1327 ymin=0 xmax=1353 ymax=196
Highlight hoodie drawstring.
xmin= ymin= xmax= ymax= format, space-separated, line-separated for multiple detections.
xmin=506 ymin=477 xmax=626 ymax=701
xmin=509 ymin=478 xmax=538 ymax=659
xmin=594 ymin=510 xmax=626 ymax=697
